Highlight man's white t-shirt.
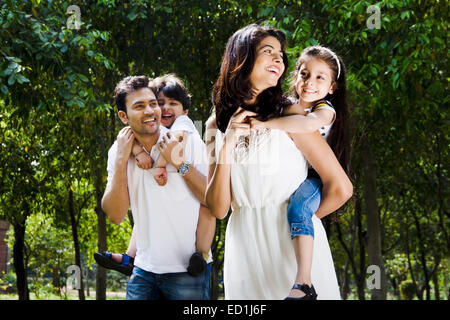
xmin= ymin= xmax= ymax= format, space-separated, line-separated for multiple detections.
xmin=106 ymin=124 xmax=208 ymax=274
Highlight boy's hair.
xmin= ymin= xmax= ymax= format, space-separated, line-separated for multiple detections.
xmin=150 ymin=74 xmax=191 ymax=110
xmin=290 ymin=45 xmax=350 ymax=175
xmin=114 ymin=75 xmax=153 ymax=113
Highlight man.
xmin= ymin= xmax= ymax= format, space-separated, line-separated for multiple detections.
xmin=101 ymin=75 xmax=210 ymax=300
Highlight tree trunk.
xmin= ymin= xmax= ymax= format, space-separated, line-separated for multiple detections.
xmin=12 ymin=222 xmax=29 ymax=300
xmin=362 ymin=143 xmax=387 ymax=299
xmin=95 ymin=160 xmax=108 ymax=300
xmin=68 ymin=185 xmax=85 ymax=300
xmin=432 ymin=264 xmax=440 ymax=300
xmin=410 ymin=209 xmax=431 ymax=300
xmin=444 ymin=261 xmax=449 ymax=300
xmin=341 ymin=261 xmax=350 ymax=300
xmin=85 ymin=265 xmax=90 ymax=297
xmin=210 ymin=219 xmax=225 ymax=300
xmin=356 ymin=196 xmax=367 ymax=300
xmin=93 ymin=110 xmax=113 ymax=301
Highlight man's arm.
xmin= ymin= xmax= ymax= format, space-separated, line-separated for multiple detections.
xmin=101 ymin=127 xmax=134 ymax=224
xmin=179 ymin=165 xmax=207 ymax=205
xmin=158 ymin=131 xmax=207 ymax=205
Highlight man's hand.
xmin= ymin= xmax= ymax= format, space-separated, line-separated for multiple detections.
xmin=115 ymin=126 xmax=135 ymax=166
xmin=158 ymin=132 xmax=186 ymax=170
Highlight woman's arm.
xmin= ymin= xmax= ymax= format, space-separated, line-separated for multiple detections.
xmin=205 ymin=116 xmax=232 ymax=219
xmin=290 ymin=131 xmax=353 ymax=218
xmin=205 ymin=109 xmax=256 ymax=219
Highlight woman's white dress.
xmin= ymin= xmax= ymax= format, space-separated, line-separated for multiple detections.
xmin=216 ymin=129 xmax=341 ymax=300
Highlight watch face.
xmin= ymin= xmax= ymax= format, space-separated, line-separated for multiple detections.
xmin=180 ymin=162 xmax=190 ymax=175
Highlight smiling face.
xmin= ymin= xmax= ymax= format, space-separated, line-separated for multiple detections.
xmin=118 ymin=87 xmax=161 ymax=135
xmin=157 ymin=91 xmax=188 ymax=128
xmin=296 ymin=57 xmax=336 ymax=104
xmin=248 ymin=36 xmax=285 ymax=94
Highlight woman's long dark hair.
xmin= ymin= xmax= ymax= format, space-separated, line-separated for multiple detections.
xmin=212 ymin=24 xmax=291 ymax=133
xmin=290 ymin=46 xmax=351 ymax=174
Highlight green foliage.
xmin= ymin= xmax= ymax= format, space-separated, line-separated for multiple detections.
xmin=0 ymin=0 xmax=447 ymax=300
xmin=399 ymin=280 xmax=417 ymax=300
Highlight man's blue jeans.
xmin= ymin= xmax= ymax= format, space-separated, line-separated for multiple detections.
xmin=126 ymin=265 xmax=211 ymax=300
xmin=287 ymin=177 xmax=322 ymax=239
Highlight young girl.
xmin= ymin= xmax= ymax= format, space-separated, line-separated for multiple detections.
xmin=250 ymin=45 xmax=350 ymax=299
xmin=95 ymin=74 xmax=216 ymax=277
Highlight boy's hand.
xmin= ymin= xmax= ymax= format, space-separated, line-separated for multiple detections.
xmin=154 ymin=167 xmax=168 ymax=186
xmin=115 ymin=126 xmax=135 ymax=166
xmin=135 ymin=152 xmax=154 ymax=170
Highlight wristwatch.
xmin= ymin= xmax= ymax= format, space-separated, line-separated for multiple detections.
xmin=178 ymin=161 xmax=191 ymax=176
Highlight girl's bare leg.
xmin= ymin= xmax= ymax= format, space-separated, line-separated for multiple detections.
xmin=288 ymin=235 xmax=314 ymax=298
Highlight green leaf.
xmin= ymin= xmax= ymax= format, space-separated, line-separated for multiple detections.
xmin=393 ymin=73 xmax=400 ymax=88
xmin=78 ymin=74 xmax=89 ymax=82
xmin=127 ymin=11 xmax=138 ymax=21
xmin=7 ymin=74 xmax=15 ymax=86
xmin=15 ymin=74 xmax=29 ymax=84
xmin=0 ymin=85 xmax=8 ymax=94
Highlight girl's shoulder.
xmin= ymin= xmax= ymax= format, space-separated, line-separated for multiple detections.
xmin=311 ymin=100 xmax=335 ymax=113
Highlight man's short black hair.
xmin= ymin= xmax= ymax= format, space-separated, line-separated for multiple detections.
xmin=149 ymin=74 xmax=191 ymax=110
xmin=114 ymin=75 xmax=154 ymax=113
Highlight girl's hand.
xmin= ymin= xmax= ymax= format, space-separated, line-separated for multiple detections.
xmin=224 ymin=107 xmax=257 ymax=148
xmin=249 ymin=117 xmax=266 ymax=130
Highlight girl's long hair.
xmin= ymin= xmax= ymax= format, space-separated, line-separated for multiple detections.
xmin=212 ymin=24 xmax=291 ymax=133
xmin=290 ymin=46 xmax=351 ymax=174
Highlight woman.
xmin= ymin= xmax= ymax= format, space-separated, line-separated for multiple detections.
xmin=205 ymin=24 xmax=352 ymax=300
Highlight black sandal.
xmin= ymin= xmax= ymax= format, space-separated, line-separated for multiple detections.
xmin=284 ymin=283 xmax=318 ymax=300
xmin=94 ymin=252 xmax=134 ymax=276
